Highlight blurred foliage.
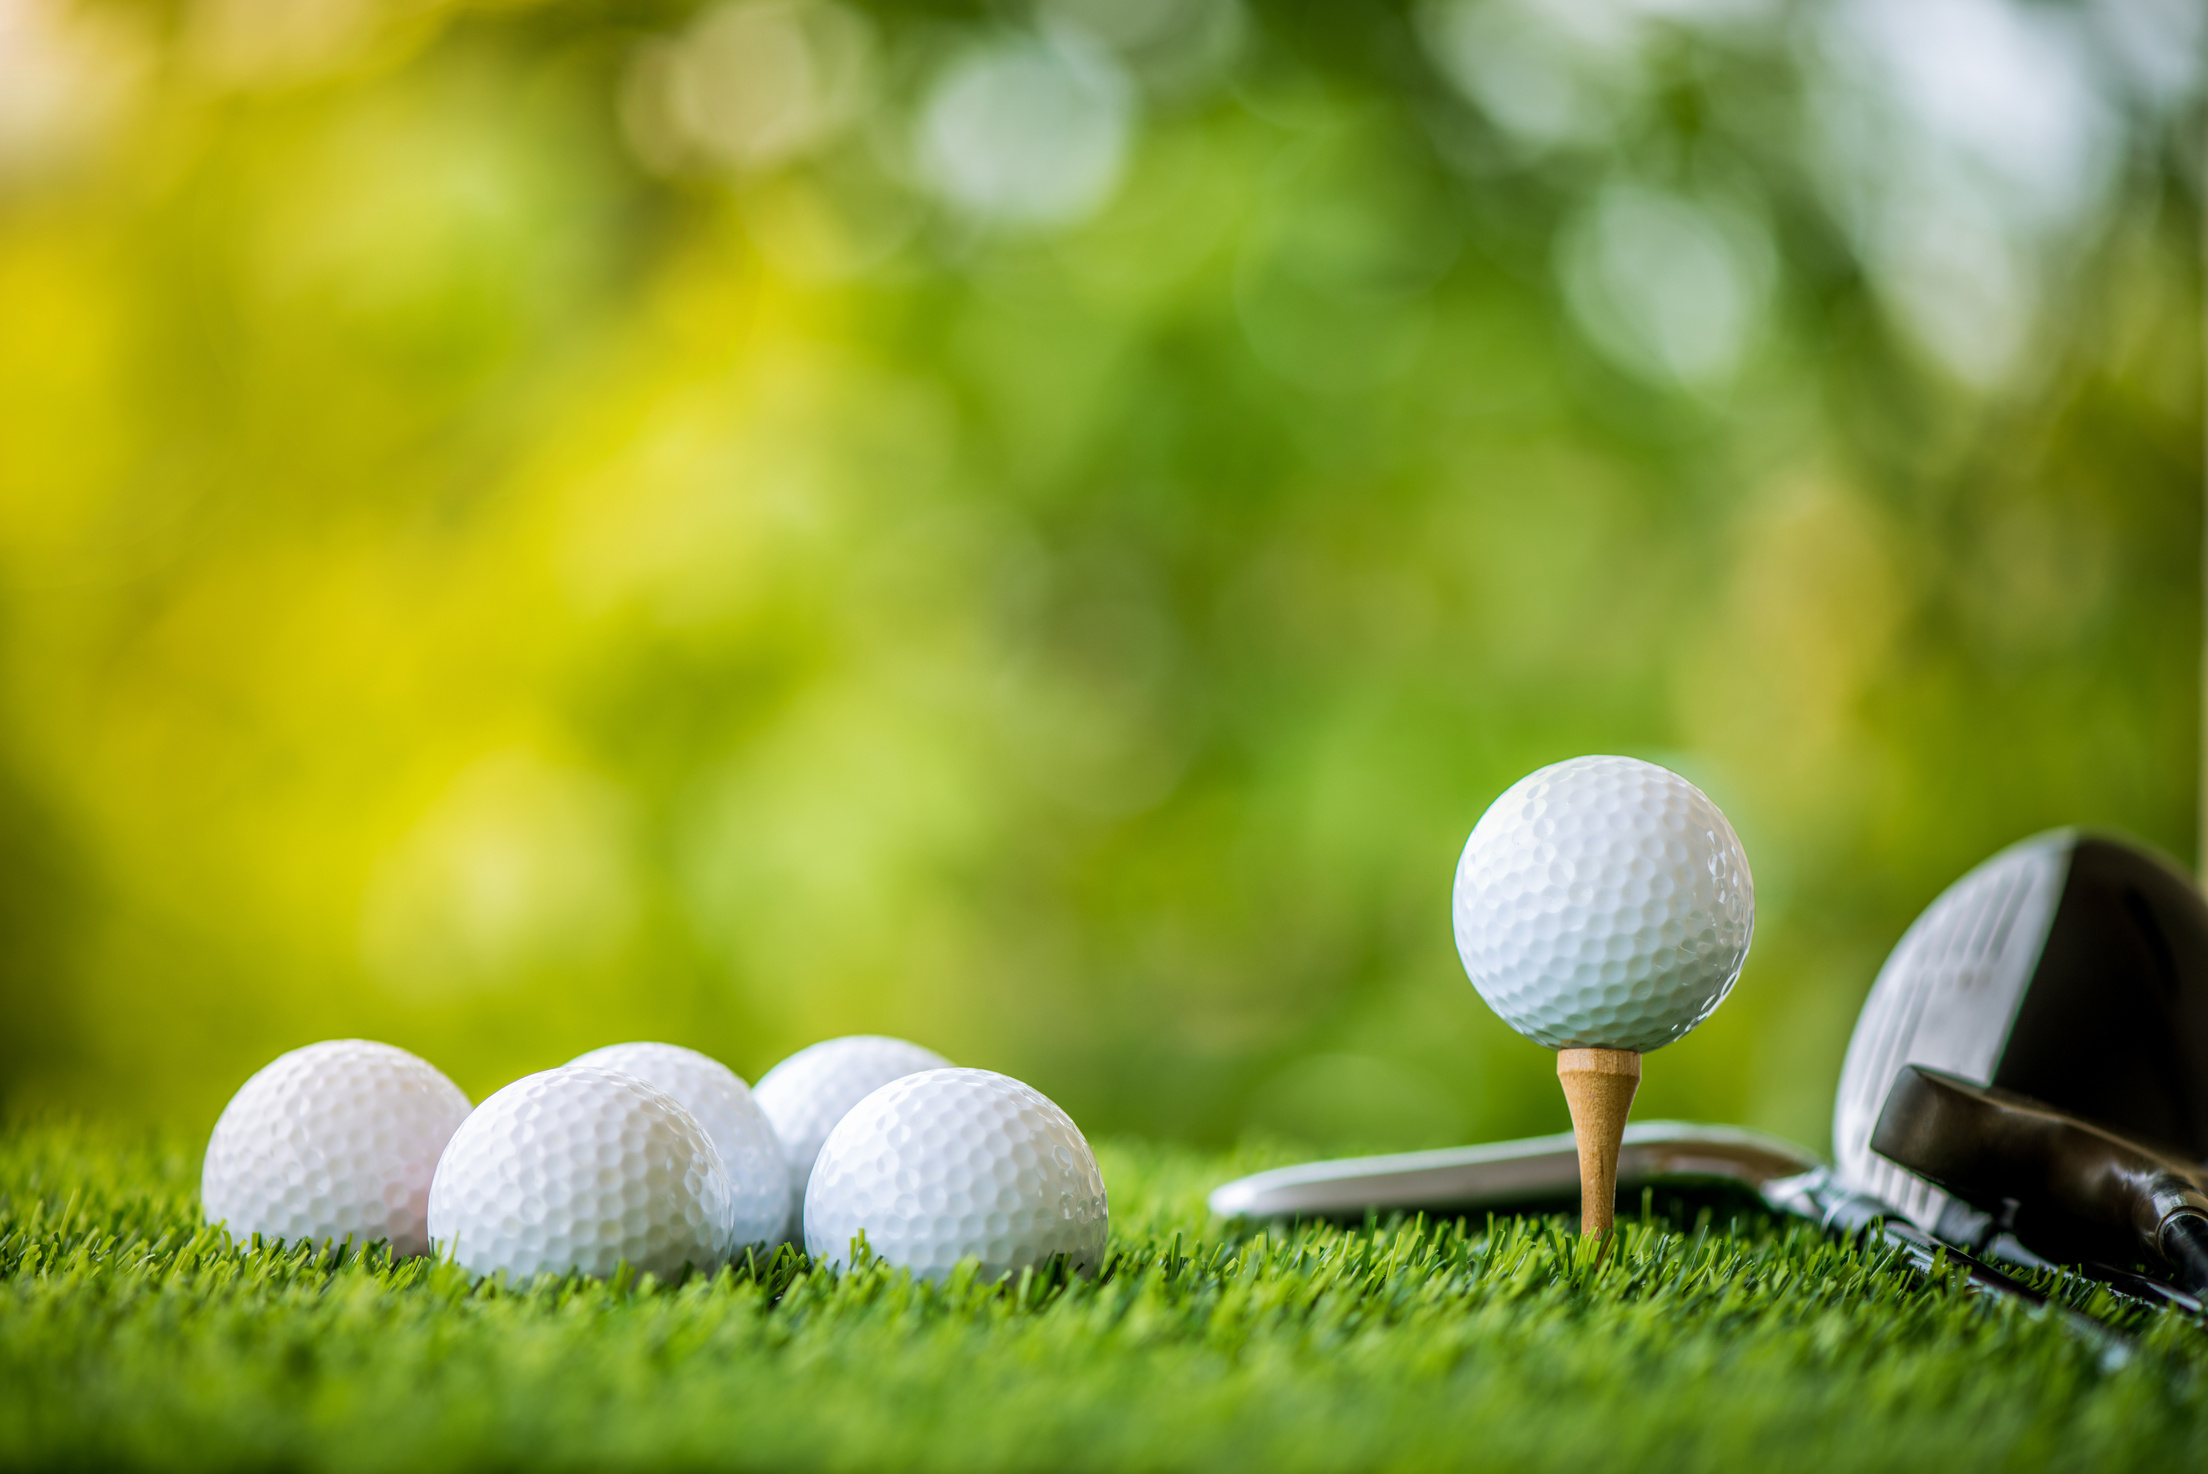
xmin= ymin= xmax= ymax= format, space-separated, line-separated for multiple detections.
xmin=0 ymin=0 xmax=2200 ymax=1154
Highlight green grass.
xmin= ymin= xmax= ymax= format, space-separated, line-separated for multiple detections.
xmin=3 ymin=1120 xmax=2205 ymax=1472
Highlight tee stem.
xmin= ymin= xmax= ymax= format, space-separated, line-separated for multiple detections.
xmin=1557 ymin=1048 xmax=1641 ymax=1237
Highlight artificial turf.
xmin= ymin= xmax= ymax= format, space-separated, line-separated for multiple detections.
xmin=2 ymin=1119 xmax=2204 ymax=1472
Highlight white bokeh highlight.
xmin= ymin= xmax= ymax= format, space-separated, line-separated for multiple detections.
xmin=1558 ymin=183 xmax=1773 ymax=391
xmin=621 ymin=0 xmax=874 ymax=176
xmin=918 ymin=31 xmax=1133 ymax=227
xmin=1805 ymin=0 xmax=2120 ymax=388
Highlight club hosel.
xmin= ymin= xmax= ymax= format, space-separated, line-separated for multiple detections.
xmin=2081 ymin=1158 xmax=2208 ymax=1266
xmin=2144 ymin=1175 xmax=2208 ymax=1247
xmin=1557 ymin=1048 xmax=1641 ymax=1237
xmin=2157 ymin=1209 xmax=2208 ymax=1296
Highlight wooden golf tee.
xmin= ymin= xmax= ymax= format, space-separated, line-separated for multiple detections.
xmin=1557 ymin=1048 xmax=1641 ymax=1236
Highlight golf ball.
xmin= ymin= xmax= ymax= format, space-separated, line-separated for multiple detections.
xmin=201 ymin=1039 xmax=471 ymax=1257
xmin=804 ymin=1067 xmax=1108 ymax=1282
xmin=1453 ymin=755 xmax=1753 ymax=1052
xmin=567 ymin=1042 xmax=790 ymax=1249
xmin=427 ymin=1066 xmax=733 ymax=1281
xmin=754 ymin=1035 xmax=949 ymax=1242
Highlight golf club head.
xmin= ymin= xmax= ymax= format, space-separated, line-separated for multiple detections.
xmin=1833 ymin=830 xmax=2208 ymax=1237
xmin=1871 ymin=1064 xmax=2208 ymax=1293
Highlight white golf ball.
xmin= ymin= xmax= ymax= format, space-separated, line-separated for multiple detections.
xmin=1452 ymin=755 xmax=1753 ymax=1052
xmin=427 ymin=1066 xmax=733 ymax=1281
xmin=804 ymin=1067 xmax=1108 ymax=1282
xmin=567 ymin=1042 xmax=790 ymax=1250
xmin=201 ymin=1039 xmax=471 ymax=1257
xmin=753 ymin=1035 xmax=949 ymax=1243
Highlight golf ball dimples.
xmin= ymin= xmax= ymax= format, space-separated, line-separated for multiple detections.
xmin=754 ymin=1035 xmax=949 ymax=1242
xmin=568 ymin=1042 xmax=790 ymax=1249
xmin=428 ymin=1067 xmax=733 ymax=1281
xmin=201 ymin=1039 xmax=471 ymax=1257
xmin=805 ymin=1067 xmax=1107 ymax=1281
xmin=1453 ymin=755 xmax=1753 ymax=1052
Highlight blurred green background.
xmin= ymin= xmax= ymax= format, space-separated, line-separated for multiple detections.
xmin=0 ymin=0 xmax=2200 ymax=1157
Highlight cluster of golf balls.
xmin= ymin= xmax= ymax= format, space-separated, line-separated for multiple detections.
xmin=201 ymin=1034 xmax=1107 ymax=1285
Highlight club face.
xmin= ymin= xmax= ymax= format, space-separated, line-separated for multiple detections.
xmin=1834 ymin=830 xmax=2208 ymax=1234
xmin=1833 ymin=833 xmax=2070 ymax=1229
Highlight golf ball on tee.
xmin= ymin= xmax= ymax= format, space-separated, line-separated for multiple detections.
xmin=805 ymin=1067 xmax=1108 ymax=1281
xmin=201 ymin=1039 xmax=471 ymax=1257
xmin=1453 ymin=755 xmax=1753 ymax=1052
xmin=568 ymin=1042 xmax=789 ymax=1249
xmin=753 ymin=1035 xmax=949 ymax=1242
xmin=428 ymin=1066 xmax=734 ymax=1281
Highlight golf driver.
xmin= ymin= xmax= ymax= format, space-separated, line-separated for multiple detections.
xmin=1834 ymin=829 xmax=2208 ymax=1247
